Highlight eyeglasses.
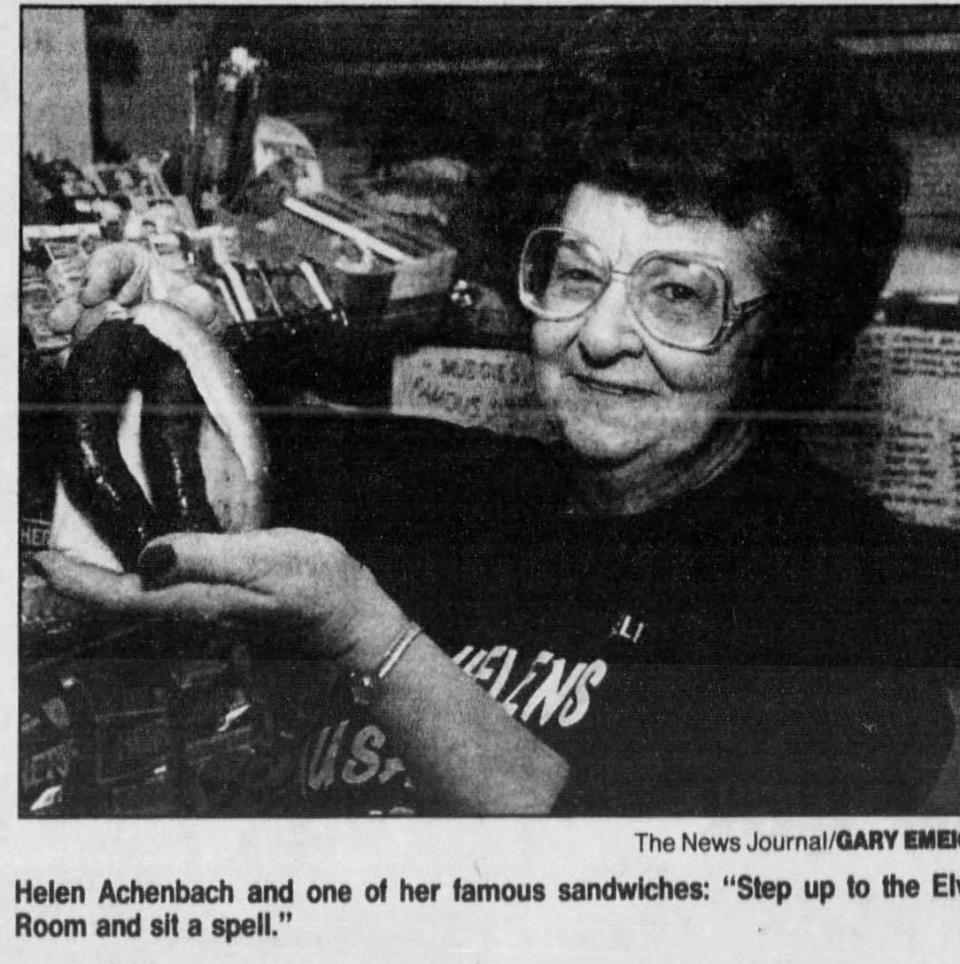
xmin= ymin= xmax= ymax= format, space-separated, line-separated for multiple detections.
xmin=518 ymin=226 xmax=770 ymax=352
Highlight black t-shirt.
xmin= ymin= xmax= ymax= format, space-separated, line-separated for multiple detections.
xmin=262 ymin=412 xmax=958 ymax=816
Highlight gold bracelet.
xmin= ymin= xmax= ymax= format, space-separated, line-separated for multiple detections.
xmin=348 ymin=622 xmax=423 ymax=706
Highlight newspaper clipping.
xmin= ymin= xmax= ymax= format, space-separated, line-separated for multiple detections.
xmin=9 ymin=5 xmax=960 ymax=961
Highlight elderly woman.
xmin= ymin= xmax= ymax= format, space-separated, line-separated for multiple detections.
xmin=35 ymin=35 xmax=958 ymax=815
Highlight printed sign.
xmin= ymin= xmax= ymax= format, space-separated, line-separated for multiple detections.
xmin=805 ymin=323 xmax=960 ymax=529
xmin=391 ymin=346 xmax=555 ymax=441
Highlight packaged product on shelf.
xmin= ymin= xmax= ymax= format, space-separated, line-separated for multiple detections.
xmin=252 ymin=115 xmax=324 ymax=198
xmin=267 ymin=188 xmax=456 ymax=338
xmin=21 ymin=221 xmax=103 ymax=250
xmin=25 ymin=228 xmax=105 ymax=302
xmin=19 ymin=664 xmax=79 ymax=817
xmin=35 ymin=158 xmax=102 ymax=200
xmin=232 ymin=261 xmax=284 ymax=321
xmin=260 ymin=260 xmax=347 ymax=325
xmin=260 ymin=262 xmax=326 ymax=315
xmin=183 ymin=47 xmax=268 ymax=221
xmin=20 ymin=265 xmax=64 ymax=354
xmin=87 ymin=156 xmax=174 ymax=206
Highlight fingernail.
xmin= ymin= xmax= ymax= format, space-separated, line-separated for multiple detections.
xmin=138 ymin=544 xmax=177 ymax=585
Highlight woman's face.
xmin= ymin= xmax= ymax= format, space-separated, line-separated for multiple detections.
xmin=531 ymin=184 xmax=769 ymax=470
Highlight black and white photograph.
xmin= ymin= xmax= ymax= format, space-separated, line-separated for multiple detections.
xmin=16 ymin=1 xmax=960 ymax=833
xmin=14 ymin=4 xmax=960 ymax=959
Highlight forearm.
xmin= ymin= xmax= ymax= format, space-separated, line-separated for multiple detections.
xmin=33 ymin=529 xmax=570 ymax=814
xmin=340 ymin=606 xmax=570 ymax=815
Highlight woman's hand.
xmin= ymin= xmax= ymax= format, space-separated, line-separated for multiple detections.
xmin=34 ymin=528 xmax=570 ymax=812
xmin=48 ymin=242 xmax=220 ymax=350
xmin=33 ymin=528 xmax=407 ymax=662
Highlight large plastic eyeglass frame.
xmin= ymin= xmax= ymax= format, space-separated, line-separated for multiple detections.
xmin=518 ymin=226 xmax=770 ymax=353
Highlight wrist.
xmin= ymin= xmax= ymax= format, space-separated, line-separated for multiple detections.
xmin=334 ymin=594 xmax=412 ymax=675
xmin=346 ymin=620 xmax=424 ymax=707
xmin=309 ymin=554 xmax=407 ymax=668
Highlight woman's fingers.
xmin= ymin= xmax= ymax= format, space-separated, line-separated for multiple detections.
xmin=32 ymin=549 xmax=273 ymax=620
xmin=127 ymin=581 xmax=277 ymax=620
xmin=137 ymin=530 xmax=306 ymax=589
xmin=35 ymin=532 xmax=384 ymax=660
xmin=33 ymin=550 xmax=144 ymax=608
xmin=80 ymin=244 xmax=151 ymax=307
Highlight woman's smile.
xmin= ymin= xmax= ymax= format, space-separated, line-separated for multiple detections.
xmin=571 ymin=373 xmax=658 ymax=398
